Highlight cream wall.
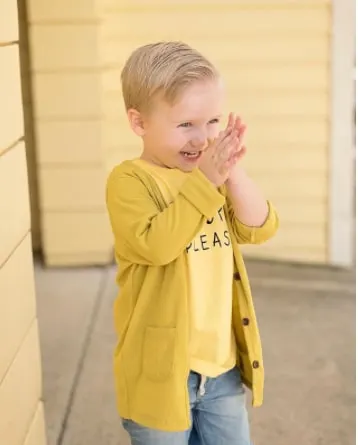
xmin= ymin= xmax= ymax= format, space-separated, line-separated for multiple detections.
xmin=18 ymin=0 xmax=41 ymax=251
xmin=26 ymin=0 xmax=113 ymax=266
xmin=0 ymin=0 xmax=47 ymax=444
xmin=101 ymin=0 xmax=332 ymax=264
xmin=24 ymin=0 xmax=337 ymax=265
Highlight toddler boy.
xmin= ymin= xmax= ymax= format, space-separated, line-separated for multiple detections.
xmin=106 ymin=41 xmax=279 ymax=445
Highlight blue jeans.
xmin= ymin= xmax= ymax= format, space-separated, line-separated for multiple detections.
xmin=122 ymin=366 xmax=251 ymax=445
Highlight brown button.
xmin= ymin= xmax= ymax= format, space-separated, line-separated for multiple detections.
xmin=242 ymin=318 xmax=250 ymax=326
xmin=233 ymin=272 xmax=241 ymax=281
xmin=252 ymin=360 xmax=260 ymax=369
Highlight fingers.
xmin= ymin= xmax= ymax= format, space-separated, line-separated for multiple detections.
xmin=217 ymin=141 xmax=247 ymax=175
xmin=226 ymin=112 xmax=235 ymax=130
xmin=215 ymin=114 xmax=245 ymax=146
xmin=215 ymin=135 xmax=239 ymax=176
xmin=229 ymin=113 xmax=246 ymax=136
xmin=210 ymin=115 xmax=247 ymax=169
xmin=232 ymin=145 xmax=247 ymax=163
xmin=227 ymin=113 xmax=243 ymax=132
xmin=208 ymin=125 xmax=235 ymax=158
xmin=224 ymin=116 xmax=246 ymax=159
xmin=211 ymin=128 xmax=230 ymax=149
xmin=234 ymin=116 xmax=241 ymax=132
xmin=218 ymin=130 xmax=239 ymax=160
xmin=237 ymin=125 xmax=247 ymax=154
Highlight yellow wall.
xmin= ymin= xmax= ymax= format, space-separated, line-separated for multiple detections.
xmin=24 ymin=0 xmax=332 ymax=265
xmin=26 ymin=0 xmax=113 ymax=266
xmin=101 ymin=0 xmax=331 ymax=264
xmin=0 ymin=1 xmax=47 ymax=444
xmin=18 ymin=0 xmax=41 ymax=251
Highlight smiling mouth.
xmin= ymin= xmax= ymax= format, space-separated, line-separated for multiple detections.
xmin=180 ymin=151 xmax=202 ymax=160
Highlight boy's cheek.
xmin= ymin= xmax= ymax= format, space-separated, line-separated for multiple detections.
xmin=207 ymin=126 xmax=220 ymax=140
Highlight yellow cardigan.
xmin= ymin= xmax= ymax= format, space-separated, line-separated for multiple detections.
xmin=106 ymin=160 xmax=279 ymax=432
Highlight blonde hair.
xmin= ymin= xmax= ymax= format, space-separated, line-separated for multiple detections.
xmin=121 ymin=41 xmax=218 ymax=112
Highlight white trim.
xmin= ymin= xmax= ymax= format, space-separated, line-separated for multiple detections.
xmin=329 ymin=0 xmax=355 ymax=267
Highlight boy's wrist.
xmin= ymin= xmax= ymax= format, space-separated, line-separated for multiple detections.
xmin=226 ymin=164 xmax=246 ymax=187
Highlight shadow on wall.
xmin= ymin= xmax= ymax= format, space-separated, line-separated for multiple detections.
xmin=17 ymin=0 xmax=42 ymax=254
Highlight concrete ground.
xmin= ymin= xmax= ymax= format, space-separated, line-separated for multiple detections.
xmin=34 ymin=259 xmax=355 ymax=445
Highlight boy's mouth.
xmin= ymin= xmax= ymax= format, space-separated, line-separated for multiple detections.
xmin=180 ymin=151 xmax=202 ymax=161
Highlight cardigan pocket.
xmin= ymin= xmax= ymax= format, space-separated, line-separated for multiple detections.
xmin=142 ymin=327 xmax=176 ymax=381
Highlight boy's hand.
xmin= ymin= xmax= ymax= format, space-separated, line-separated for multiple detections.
xmin=199 ymin=113 xmax=247 ymax=186
xmin=226 ymin=113 xmax=247 ymax=169
xmin=199 ymin=125 xmax=239 ymax=186
xmin=224 ymin=113 xmax=271 ymax=229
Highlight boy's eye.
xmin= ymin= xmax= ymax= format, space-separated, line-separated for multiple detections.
xmin=178 ymin=119 xmax=219 ymax=128
xmin=208 ymin=118 xmax=220 ymax=124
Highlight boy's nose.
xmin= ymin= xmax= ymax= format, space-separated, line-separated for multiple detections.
xmin=190 ymin=135 xmax=208 ymax=149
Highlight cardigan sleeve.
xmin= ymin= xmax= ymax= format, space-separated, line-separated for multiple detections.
xmin=228 ymin=199 xmax=279 ymax=245
xmin=106 ymin=167 xmax=225 ymax=266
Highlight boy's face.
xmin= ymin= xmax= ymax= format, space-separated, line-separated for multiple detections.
xmin=132 ymin=79 xmax=224 ymax=171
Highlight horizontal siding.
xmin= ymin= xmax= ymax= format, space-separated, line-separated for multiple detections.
xmin=103 ymin=8 xmax=330 ymax=37
xmin=242 ymin=245 xmax=327 ymax=263
xmin=102 ymin=0 xmax=331 ymax=11
xmin=0 ymin=322 xmax=42 ymax=445
xmin=0 ymin=234 xmax=36 ymax=384
xmin=0 ymin=0 xmax=18 ymax=41
xmin=42 ymin=212 xmax=113 ymax=261
xmin=269 ymin=202 xmax=327 ymax=225
xmin=101 ymin=1 xmax=331 ymax=264
xmin=102 ymin=37 xmax=330 ymax=66
xmin=28 ymin=12 xmax=112 ymax=264
xmin=0 ymin=46 xmax=24 ymax=155
xmin=18 ymin=5 xmax=42 ymax=251
xmin=32 ymin=72 xmax=102 ymax=119
xmin=29 ymin=25 xmax=100 ymax=71
xmin=38 ymin=167 xmax=107 ymax=210
xmin=27 ymin=0 xmax=98 ymax=22
xmin=103 ymin=65 xmax=330 ymax=91
xmin=103 ymin=89 xmax=329 ymax=119
xmin=251 ymin=173 xmax=328 ymax=200
xmin=0 ymin=10 xmax=46 ymax=444
xmin=0 ymin=143 xmax=31 ymax=266
xmin=36 ymin=120 xmax=103 ymax=164
xmin=104 ymin=116 xmax=329 ymax=145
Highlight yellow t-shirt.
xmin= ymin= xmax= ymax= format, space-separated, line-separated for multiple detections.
xmin=134 ymin=159 xmax=236 ymax=377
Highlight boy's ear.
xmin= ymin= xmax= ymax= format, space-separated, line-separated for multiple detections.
xmin=127 ymin=109 xmax=146 ymax=136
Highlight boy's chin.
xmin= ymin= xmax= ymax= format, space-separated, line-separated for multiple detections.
xmin=176 ymin=163 xmax=197 ymax=173
xmin=175 ymin=157 xmax=201 ymax=172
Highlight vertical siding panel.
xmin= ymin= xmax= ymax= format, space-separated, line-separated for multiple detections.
xmin=27 ymin=0 xmax=112 ymax=266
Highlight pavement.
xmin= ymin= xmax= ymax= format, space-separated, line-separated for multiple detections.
xmin=34 ymin=259 xmax=355 ymax=445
